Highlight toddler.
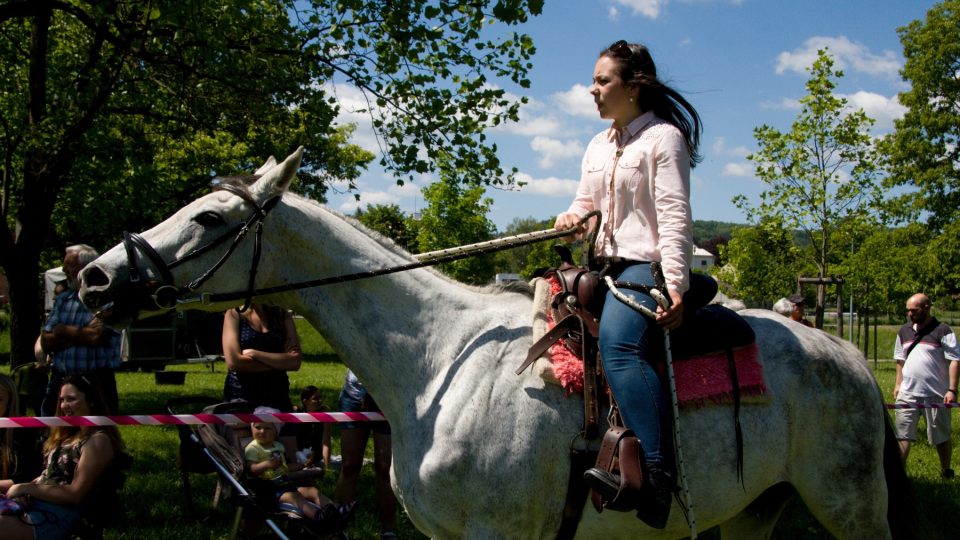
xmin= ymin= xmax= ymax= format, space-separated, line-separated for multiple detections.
xmin=245 ymin=407 xmax=353 ymax=531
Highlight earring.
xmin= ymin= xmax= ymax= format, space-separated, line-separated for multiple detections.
xmin=629 ymin=98 xmax=634 ymax=103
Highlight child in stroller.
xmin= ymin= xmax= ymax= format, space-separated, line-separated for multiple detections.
xmin=246 ymin=406 xmax=355 ymax=534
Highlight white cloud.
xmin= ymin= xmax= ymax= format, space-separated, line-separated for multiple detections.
xmin=612 ymin=0 xmax=665 ymax=19
xmin=840 ymin=91 xmax=906 ymax=132
xmin=490 ymin=95 xmax=567 ymax=137
xmin=608 ymin=6 xmax=620 ymax=20
xmin=515 ymin=172 xmax=580 ymax=197
xmin=712 ymin=137 xmax=750 ymax=158
xmin=326 ymin=83 xmax=381 ymax=154
xmin=775 ymin=36 xmax=901 ymax=79
xmin=760 ymin=97 xmax=802 ymax=110
xmin=722 ymin=162 xmax=752 ymax=177
xmin=611 ymin=0 xmax=742 ymax=20
xmin=530 ymin=136 xmax=585 ymax=169
xmin=335 ymin=174 xmax=425 ymax=214
xmin=552 ymin=84 xmax=598 ymax=119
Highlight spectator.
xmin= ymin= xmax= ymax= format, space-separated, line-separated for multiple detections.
xmin=0 ymin=374 xmax=42 ymax=492
xmin=222 ymin=303 xmax=301 ymax=412
xmin=334 ymin=369 xmax=398 ymax=539
xmin=40 ymin=245 xmax=122 ymax=416
xmin=893 ymin=293 xmax=960 ymax=478
xmin=786 ymin=294 xmax=813 ymax=327
xmin=244 ymin=406 xmax=351 ymax=534
xmin=222 ymin=303 xmax=303 ymax=464
xmin=772 ymin=297 xmax=793 ymax=318
xmin=0 ymin=375 xmax=126 ymax=540
xmin=295 ymin=386 xmax=332 ymax=472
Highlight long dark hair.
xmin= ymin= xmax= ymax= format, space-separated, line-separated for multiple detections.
xmin=239 ymin=304 xmax=289 ymax=338
xmin=601 ymin=40 xmax=703 ymax=167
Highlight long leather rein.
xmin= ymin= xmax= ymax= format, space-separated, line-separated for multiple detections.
xmin=119 ymin=185 xmax=599 ymax=314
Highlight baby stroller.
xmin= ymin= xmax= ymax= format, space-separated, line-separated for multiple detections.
xmin=166 ymin=398 xmax=344 ymax=539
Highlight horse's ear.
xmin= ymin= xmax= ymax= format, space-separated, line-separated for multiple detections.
xmin=253 ymin=156 xmax=278 ymax=176
xmin=251 ymin=146 xmax=303 ymax=199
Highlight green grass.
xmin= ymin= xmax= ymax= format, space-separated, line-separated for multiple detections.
xmin=3 ymin=321 xmax=960 ymax=538
xmin=114 ymin=355 xmax=427 ymax=540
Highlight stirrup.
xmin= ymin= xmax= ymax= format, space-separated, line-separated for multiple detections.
xmin=586 ymin=427 xmax=646 ymax=513
xmin=583 ymin=467 xmax=642 ymax=512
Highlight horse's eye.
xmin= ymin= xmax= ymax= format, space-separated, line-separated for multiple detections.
xmin=193 ymin=211 xmax=224 ymax=227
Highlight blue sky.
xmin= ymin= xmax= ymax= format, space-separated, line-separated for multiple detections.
xmin=325 ymin=0 xmax=939 ymax=231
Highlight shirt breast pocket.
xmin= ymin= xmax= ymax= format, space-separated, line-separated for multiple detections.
xmin=615 ymin=155 xmax=647 ymax=191
xmin=583 ymin=159 xmax=607 ymax=193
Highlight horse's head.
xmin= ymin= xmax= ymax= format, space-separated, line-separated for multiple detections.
xmin=80 ymin=147 xmax=303 ymax=325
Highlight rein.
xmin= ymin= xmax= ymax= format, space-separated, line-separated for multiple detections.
xmin=119 ymin=190 xmax=599 ymax=312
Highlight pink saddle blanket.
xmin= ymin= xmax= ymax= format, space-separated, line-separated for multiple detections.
xmin=541 ymin=276 xmax=767 ymax=409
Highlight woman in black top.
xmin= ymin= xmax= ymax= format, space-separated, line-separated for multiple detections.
xmin=221 ymin=304 xmax=302 ymax=412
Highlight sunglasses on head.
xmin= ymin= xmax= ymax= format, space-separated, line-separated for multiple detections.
xmin=610 ymin=40 xmax=631 ymax=56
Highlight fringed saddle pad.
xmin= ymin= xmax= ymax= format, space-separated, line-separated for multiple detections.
xmin=671 ymin=343 xmax=766 ymax=408
xmin=529 ymin=275 xmax=769 ymax=408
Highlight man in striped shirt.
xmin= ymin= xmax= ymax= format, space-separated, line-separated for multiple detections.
xmin=893 ymin=293 xmax=960 ymax=479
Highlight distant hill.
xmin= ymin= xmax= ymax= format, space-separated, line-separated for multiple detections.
xmin=693 ymin=220 xmax=743 ymax=256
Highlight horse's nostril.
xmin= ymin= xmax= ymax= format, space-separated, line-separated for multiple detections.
xmin=83 ymin=266 xmax=110 ymax=288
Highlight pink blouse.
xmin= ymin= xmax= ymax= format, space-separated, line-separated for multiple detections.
xmin=565 ymin=111 xmax=693 ymax=294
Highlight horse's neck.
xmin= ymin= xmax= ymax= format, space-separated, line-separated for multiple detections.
xmin=272 ymin=201 xmax=507 ymax=409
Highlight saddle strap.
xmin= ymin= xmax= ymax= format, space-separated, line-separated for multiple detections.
xmin=516 ymin=314 xmax=580 ymax=375
xmin=726 ymin=347 xmax=744 ymax=483
xmin=580 ymin=326 xmax=600 ymax=440
xmin=556 ymin=446 xmax=597 ymax=540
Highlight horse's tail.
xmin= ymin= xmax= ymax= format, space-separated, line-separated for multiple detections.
xmin=883 ymin=412 xmax=918 ymax=540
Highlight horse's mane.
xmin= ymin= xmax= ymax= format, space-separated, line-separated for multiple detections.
xmin=213 ymin=174 xmax=260 ymax=190
xmin=281 ymin=192 xmax=533 ymax=298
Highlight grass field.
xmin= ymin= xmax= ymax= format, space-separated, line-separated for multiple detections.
xmin=2 ymin=318 xmax=959 ymax=538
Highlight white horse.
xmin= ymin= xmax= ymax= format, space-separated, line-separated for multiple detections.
xmin=80 ymin=149 xmax=912 ymax=539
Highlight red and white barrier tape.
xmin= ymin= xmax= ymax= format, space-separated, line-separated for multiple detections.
xmin=0 ymin=404 xmax=955 ymax=429
xmin=886 ymin=403 xmax=960 ymax=410
xmin=0 ymin=411 xmax=386 ymax=429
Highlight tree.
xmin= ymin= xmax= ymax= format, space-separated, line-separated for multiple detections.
xmin=355 ymin=203 xmax=419 ymax=254
xmin=493 ymin=216 xmax=565 ymax=279
xmin=842 ymin=224 xmax=930 ymax=317
xmin=417 ymin=175 xmax=496 ymax=285
xmin=713 ymin=220 xmax=806 ymax=307
xmin=882 ymin=0 xmax=960 ymax=229
xmin=736 ymin=49 xmax=883 ymax=326
xmin=0 ymin=0 xmax=541 ymax=364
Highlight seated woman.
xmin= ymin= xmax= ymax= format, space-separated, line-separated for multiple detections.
xmin=1 ymin=374 xmax=42 ymax=493
xmin=0 ymin=375 xmax=125 ymax=540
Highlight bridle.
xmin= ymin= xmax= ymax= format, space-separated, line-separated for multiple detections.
xmin=122 ymin=182 xmax=280 ymax=313
xmin=117 ymin=181 xmax=599 ymax=316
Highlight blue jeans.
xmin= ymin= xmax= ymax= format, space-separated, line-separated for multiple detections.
xmin=599 ymin=262 xmax=671 ymax=466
